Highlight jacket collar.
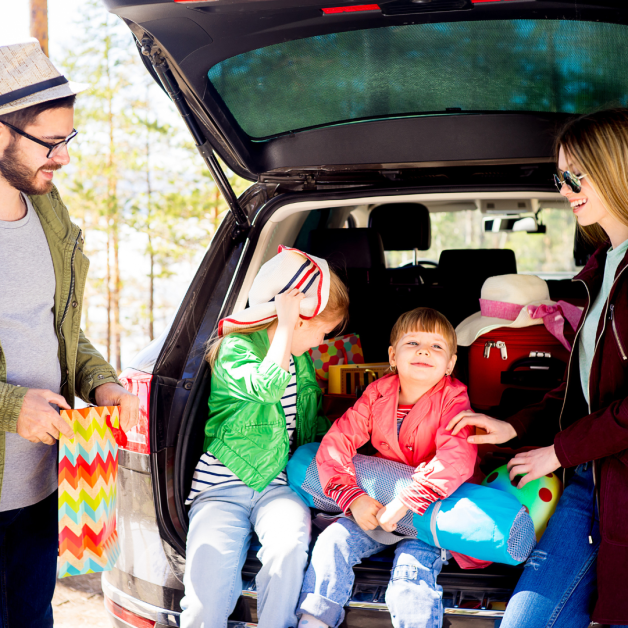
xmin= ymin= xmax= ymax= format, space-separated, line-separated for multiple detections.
xmin=573 ymin=240 xmax=628 ymax=308
xmin=373 ymin=372 xmax=448 ymax=399
xmin=573 ymin=241 xmax=611 ymax=287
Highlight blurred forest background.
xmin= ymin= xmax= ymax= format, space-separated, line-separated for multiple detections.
xmin=53 ymin=0 xmax=249 ymax=372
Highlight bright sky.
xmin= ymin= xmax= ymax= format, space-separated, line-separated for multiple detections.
xmin=1 ymin=0 xmax=85 ymax=63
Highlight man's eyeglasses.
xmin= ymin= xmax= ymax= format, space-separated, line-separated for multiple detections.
xmin=553 ymin=170 xmax=589 ymax=194
xmin=1 ymin=122 xmax=78 ymax=158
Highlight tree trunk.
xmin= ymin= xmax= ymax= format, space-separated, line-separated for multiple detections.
xmin=29 ymin=0 xmax=48 ymax=56
xmin=149 ymin=241 xmax=155 ymax=341
xmin=112 ymin=223 xmax=121 ymax=372
xmin=105 ymin=33 xmax=121 ymax=372
xmin=146 ymin=109 xmax=155 ymax=342
xmin=106 ymin=228 xmax=111 ymax=363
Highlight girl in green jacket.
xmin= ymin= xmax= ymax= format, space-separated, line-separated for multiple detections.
xmin=181 ymin=246 xmax=349 ymax=628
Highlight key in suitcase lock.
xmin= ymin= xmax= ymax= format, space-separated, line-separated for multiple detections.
xmin=483 ymin=340 xmax=508 ymax=360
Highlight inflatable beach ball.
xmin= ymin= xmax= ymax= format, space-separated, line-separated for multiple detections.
xmin=481 ymin=465 xmax=563 ymax=541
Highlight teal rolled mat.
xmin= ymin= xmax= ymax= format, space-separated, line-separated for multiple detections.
xmin=287 ymin=443 xmax=536 ymax=566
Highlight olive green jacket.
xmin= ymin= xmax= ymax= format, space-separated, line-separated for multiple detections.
xmin=0 ymin=186 xmax=119 ymax=498
xmin=203 ymin=330 xmax=331 ymax=491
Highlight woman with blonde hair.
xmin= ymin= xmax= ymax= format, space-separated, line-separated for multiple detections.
xmin=448 ymin=109 xmax=628 ymax=627
xmin=180 ymin=246 xmax=349 ymax=628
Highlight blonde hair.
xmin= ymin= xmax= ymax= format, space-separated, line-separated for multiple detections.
xmin=205 ymin=267 xmax=350 ymax=368
xmin=389 ymin=307 xmax=457 ymax=357
xmin=557 ymin=108 xmax=628 ymax=245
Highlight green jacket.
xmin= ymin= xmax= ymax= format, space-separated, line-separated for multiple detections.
xmin=0 ymin=186 xmax=120 ymax=498
xmin=203 ymin=330 xmax=330 ymax=491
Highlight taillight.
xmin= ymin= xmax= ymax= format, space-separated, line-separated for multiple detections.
xmin=119 ymin=368 xmax=152 ymax=455
xmin=322 ymin=4 xmax=380 ymax=13
xmin=104 ymin=596 xmax=156 ymax=628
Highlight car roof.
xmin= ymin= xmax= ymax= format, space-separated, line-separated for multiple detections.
xmin=105 ymin=0 xmax=628 ymax=180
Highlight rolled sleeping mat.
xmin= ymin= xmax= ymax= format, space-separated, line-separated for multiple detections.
xmin=287 ymin=443 xmax=536 ymax=566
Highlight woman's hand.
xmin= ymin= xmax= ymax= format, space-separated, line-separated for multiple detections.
xmin=349 ymin=494 xmax=384 ymax=531
xmin=446 ymin=410 xmax=517 ymax=445
xmin=376 ymin=497 xmax=409 ymax=532
xmin=275 ymin=288 xmax=304 ymax=330
xmin=507 ymin=445 xmax=561 ymax=489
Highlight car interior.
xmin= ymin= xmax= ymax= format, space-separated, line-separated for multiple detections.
xmin=175 ymin=195 xmax=591 ymax=621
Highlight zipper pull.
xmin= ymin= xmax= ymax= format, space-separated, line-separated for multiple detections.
xmin=610 ymin=304 xmax=614 ymax=320
xmin=496 ymin=341 xmax=508 ymax=360
xmin=483 ymin=341 xmax=496 ymax=359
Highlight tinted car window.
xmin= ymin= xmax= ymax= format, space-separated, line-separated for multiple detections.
xmin=208 ymin=19 xmax=628 ymax=138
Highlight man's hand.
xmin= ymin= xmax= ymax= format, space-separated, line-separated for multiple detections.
xmin=349 ymin=494 xmax=384 ymax=531
xmin=376 ymin=497 xmax=409 ymax=532
xmin=94 ymin=383 xmax=139 ymax=432
xmin=16 ymin=389 xmax=74 ymax=445
xmin=507 ymin=445 xmax=561 ymax=489
xmin=446 ymin=411 xmax=517 ymax=445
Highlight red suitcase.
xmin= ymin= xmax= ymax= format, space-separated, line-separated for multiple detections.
xmin=467 ymin=326 xmax=572 ymax=412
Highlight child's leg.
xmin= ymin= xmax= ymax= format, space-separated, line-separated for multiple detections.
xmin=386 ymin=538 xmax=446 ymax=628
xmin=297 ymin=518 xmax=387 ymax=628
xmin=251 ymin=485 xmax=312 ymax=628
xmin=180 ymin=486 xmax=255 ymax=628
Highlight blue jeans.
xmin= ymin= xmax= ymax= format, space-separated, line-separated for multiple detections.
xmin=500 ymin=464 xmax=627 ymax=628
xmin=0 ymin=490 xmax=58 ymax=628
xmin=298 ymin=518 xmax=446 ymax=628
xmin=181 ymin=483 xmax=311 ymax=628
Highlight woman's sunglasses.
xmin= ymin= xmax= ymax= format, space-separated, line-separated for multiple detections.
xmin=553 ymin=170 xmax=589 ymax=194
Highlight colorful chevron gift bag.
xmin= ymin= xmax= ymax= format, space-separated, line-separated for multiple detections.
xmin=58 ymin=405 xmax=126 ymax=577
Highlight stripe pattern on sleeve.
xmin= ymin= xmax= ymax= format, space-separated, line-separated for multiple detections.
xmin=399 ymin=483 xmax=441 ymax=515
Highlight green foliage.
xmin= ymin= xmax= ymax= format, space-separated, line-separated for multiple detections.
xmin=55 ymin=0 xmax=250 ymax=364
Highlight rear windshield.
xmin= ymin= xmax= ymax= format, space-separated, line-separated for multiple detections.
xmin=208 ymin=19 xmax=628 ymax=139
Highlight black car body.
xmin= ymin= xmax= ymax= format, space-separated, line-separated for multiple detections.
xmin=98 ymin=1 xmax=628 ymax=626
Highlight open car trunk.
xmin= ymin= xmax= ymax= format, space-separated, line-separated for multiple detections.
xmin=173 ymin=188 xmax=583 ymax=626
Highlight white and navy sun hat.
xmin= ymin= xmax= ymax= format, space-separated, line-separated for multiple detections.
xmin=0 ymin=39 xmax=87 ymax=116
xmin=217 ymin=245 xmax=331 ymax=337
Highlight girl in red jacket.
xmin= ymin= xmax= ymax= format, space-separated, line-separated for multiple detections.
xmin=297 ymin=307 xmax=477 ymax=628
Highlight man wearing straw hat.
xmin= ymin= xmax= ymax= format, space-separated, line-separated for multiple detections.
xmin=0 ymin=40 xmax=138 ymax=625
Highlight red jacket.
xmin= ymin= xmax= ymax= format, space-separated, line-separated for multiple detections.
xmin=317 ymin=373 xmax=484 ymax=569
xmin=508 ymin=243 xmax=628 ymax=624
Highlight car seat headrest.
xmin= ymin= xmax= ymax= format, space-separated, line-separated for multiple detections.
xmin=438 ymin=249 xmax=517 ymax=291
xmin=308 ymin=229 xmax=386 ymax=270
xmin=368 ymin=203 xmax=431 ymax=251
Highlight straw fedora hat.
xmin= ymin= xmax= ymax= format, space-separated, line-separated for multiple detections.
xmin=0 ymin=39 xmax=87 ymax=116
xmin=455 ymin=274 xmax=556 ymax=347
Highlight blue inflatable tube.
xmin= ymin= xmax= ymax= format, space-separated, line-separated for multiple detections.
xmin=287 ymin=443 xmax=536 ymax=566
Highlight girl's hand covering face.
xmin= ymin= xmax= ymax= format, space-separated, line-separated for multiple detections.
xmin=275 ymin=288 xmax=305 ymax=329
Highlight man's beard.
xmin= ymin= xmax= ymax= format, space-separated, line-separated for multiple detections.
xmin=0 ymin=138 xmax=62 ymax=196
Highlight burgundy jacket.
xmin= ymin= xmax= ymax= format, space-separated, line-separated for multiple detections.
xmin=508 ymin=242 xmax=628 ymax=624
